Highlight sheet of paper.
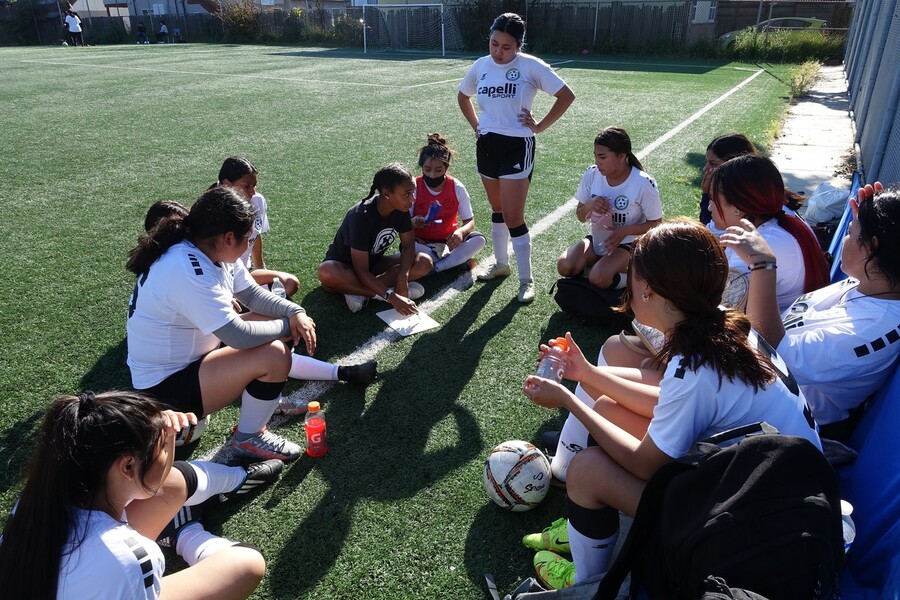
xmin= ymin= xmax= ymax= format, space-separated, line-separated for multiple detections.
xmin=376 ymin=308 xmax=440 ymax=337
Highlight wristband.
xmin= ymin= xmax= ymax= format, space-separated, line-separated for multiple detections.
xmin=384 ymin=288 xmax=395 ymax=300
xmin=748 ymin=262 xmax=777 ymax=272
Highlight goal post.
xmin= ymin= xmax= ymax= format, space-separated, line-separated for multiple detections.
xmin=362 ymin=3 xmax=464 ymax=56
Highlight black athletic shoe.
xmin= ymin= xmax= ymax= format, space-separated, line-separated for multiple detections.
xmin=540 ymin=430 xmax=561 ymax=455
xmin=337 ymin=360 xmax=378 ymax=385
xmin=156 ymin=504 xmax=202 ymax=548
xmin=221 ymin=459 xmax=284 ymax=502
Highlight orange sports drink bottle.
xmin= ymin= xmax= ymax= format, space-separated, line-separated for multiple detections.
xmin=305 ymin=401 xmax=328 ymax=457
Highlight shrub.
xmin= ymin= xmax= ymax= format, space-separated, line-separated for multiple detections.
xmin=0 ymin=0 xmax=40 ymax=45
xmin=729 ymin=29 xmax=845 ymax=63
xmin=220 ymin=0 xmax=261 ymax=43
xmin=85 ymin=19 xmax=130 ymax=45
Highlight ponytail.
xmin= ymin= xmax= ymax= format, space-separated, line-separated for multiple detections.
xmin=595 ymin=126 xmax=643 ymax=171
xmin=775 ymin=212 xmax=830 ymax=292
xmin=0 ymin=392 xmax=167 ymax=600
xmin=126 ymin=187 xmax=255 ymax=275
xmin=626 ymin=219 xmax=778 ymax=389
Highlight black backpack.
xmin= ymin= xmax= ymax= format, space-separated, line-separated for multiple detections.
xmin=551 ymin=277 xmax=624 ymax=324
xmin=596 ymin=425 xmax=844 ymax=600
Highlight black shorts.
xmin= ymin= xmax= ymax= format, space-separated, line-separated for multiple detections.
xmin=585 ymin=235 xmax=633 ymax=255
xmin=140 ymin=356 xmax=205 ymax=417
xmin=476 ymin=132 xmax=535 ymax=180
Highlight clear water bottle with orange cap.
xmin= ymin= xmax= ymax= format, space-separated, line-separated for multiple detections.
xmin=305 ymin=401 xmax=328 ymax=457
xmin=536 ymin=337 xmax=569 ymax=382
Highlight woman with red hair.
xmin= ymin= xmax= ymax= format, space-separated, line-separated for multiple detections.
xmin=709 ymin=154 xmax=829 ymax=309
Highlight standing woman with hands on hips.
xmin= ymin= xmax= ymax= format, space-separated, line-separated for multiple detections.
xmin=458 ymin=12 xmax=576 ymax=303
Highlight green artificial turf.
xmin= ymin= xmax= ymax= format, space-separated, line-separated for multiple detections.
xmin=0 ymin=44 xmax=799 ymax=599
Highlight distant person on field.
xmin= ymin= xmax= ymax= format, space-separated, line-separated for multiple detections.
xmin=411 ymin=133 xmax=485 ymax=274
xmin=136 ymin=21 xmax=149 ymax=44
xmin=556 ymin=126 xmax=662 ymax=291
xmin=157 ymin=19 xmax=168 ymax=43
xmin=317 ymin=163 xmax=432 ymax=314
xmin=64 ymin=10 xmax=84 ymax=46
xmin=213 ymin=156 xmax=301 ymax=298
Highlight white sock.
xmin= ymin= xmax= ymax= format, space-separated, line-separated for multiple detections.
xmin=184 ymin=461 xmax=248 ymax=506
xmin=491 ymin=221 xmax=510 ymax=266
xmin=511 ymin=232 xmax=533 ymax=281
xmin=289 ymin=354 xmax=338 ymax=380
xmin=613 ymin=272 xmax=628 ymax=290
xmin=550 ymin=387 xmax=593 ymax=481
xmin=568 ymin=520 xmax=619 ymax=584
xmin=434 ymin=235 xmax=486 ymax=272
xmin=175 ymin=522 xmax=234 ymax=566
xmin=550 ymin=348 xmax=608 ymax=481
xmin=236 ymin=388 xmax=279 ymax=435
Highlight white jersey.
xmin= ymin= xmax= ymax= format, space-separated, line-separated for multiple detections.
xmin=65 ymin=14 xmax=82 ymax=32
xmin=412 ymin=179 xmax=475 ymax=220
xmin=574 ymin=165 xmax=662 ymax=254
xmin=127 ymin=241 xmax=256 ymax=389
xmin=58 ymin=509 xmax=164 ymax=600
xmin=725 ymin=218 xmax=805 ymax=312
xmin=649 ymin=331 xmax=820 ymax=459
xmin=459 ymin=53 xmax=566 ymax=138
xmin=238 ymin=192 xmax=270 ymax=269
xmin=777 ymin=278 xmax=900 ymax=425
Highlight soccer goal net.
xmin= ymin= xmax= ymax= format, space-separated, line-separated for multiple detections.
xmin=362 ymin=3 xmax=464 ymax=55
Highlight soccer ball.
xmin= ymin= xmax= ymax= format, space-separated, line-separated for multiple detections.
xmin=174 ymin=414 xmax=210 ymax=447
xmin=483 ymin=440 xmax=551 ymax=511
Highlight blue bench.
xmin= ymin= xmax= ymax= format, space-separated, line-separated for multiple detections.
xmin=826 ymin=171 xmax=861 ymax=284
xmin=839 ymin=361 xmax=900 ymax=598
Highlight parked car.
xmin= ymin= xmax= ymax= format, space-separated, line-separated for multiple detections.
xmin=718 ymin=17 xmax=827 ymax=49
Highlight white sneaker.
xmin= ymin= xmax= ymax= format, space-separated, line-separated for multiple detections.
xmin=477 ymin=262 xmax=511 ymax=282
xmin=518 ymin=279 xmax=536 ymax=303
xmin=406 ymin=282 xmax=424 ymax=300
xmin=345 ymin=293 xmax=367 ymax=313
xmin=227 ymin=428 xmax=302 ymax=462
xmin=375 ymin=282 xmax=425 ymax=302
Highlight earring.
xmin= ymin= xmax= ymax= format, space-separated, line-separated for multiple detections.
xmin=641 ymin=293 xmax=650 ymax=303
xmin=733 ymin=209 xmax=741 ymax=217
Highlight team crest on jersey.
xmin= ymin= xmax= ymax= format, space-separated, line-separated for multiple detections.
xmin=506 ymin=68 xmax=520 ymax=81
xmin=372 ymin=228 xmax=398 ymax=255
xmin=614 ymin=195 xmax=629 ymax=211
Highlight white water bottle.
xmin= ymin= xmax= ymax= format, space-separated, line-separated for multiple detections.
xmin=271 ymin=277 xmax=286 ymax=299
xmin=536 ymin=337 xmax=569 ymax=383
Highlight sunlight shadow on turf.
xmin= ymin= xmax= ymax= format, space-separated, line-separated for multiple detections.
xmin=0 ymin=411 xmax=44 ymax=494
xmin=78 ymin=338 xmax=132 ymax=393
xmin=463 ymin=488 xmax=567 ymax=594
xmin=268 ymin=282 xmax=520 ymax=597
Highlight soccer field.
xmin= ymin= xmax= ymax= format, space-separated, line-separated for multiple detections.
xmin=0 ymin=44 xmax=800 ymax=598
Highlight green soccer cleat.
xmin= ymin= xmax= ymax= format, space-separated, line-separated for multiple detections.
xmin=522 ymin=518 xmax=570 ymax=554
xmin=534 ymin=550 xmax=575 ymax=590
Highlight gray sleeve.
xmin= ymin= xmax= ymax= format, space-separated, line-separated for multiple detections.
xmin=213 ymin=317 xmax=291 ymax=350
xmin=234 ymin=284 xmax=306 ymax=319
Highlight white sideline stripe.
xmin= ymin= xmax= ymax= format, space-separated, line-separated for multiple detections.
xmin=192 ymin=67 xmax=766 ymax=462
xmin=636 ymin=68 xmax=764 ymax=160
xmin=549 ymin=60 xmax=574 ymax=66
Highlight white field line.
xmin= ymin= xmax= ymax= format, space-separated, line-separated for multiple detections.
xmin=194 ymin=66 xmax=765 ymax=460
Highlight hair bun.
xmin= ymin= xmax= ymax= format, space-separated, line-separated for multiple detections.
xmin=77 ymin=391 xmax=95 ymax=414
xmin=427 ymin=133 xmax=447 ymax=146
